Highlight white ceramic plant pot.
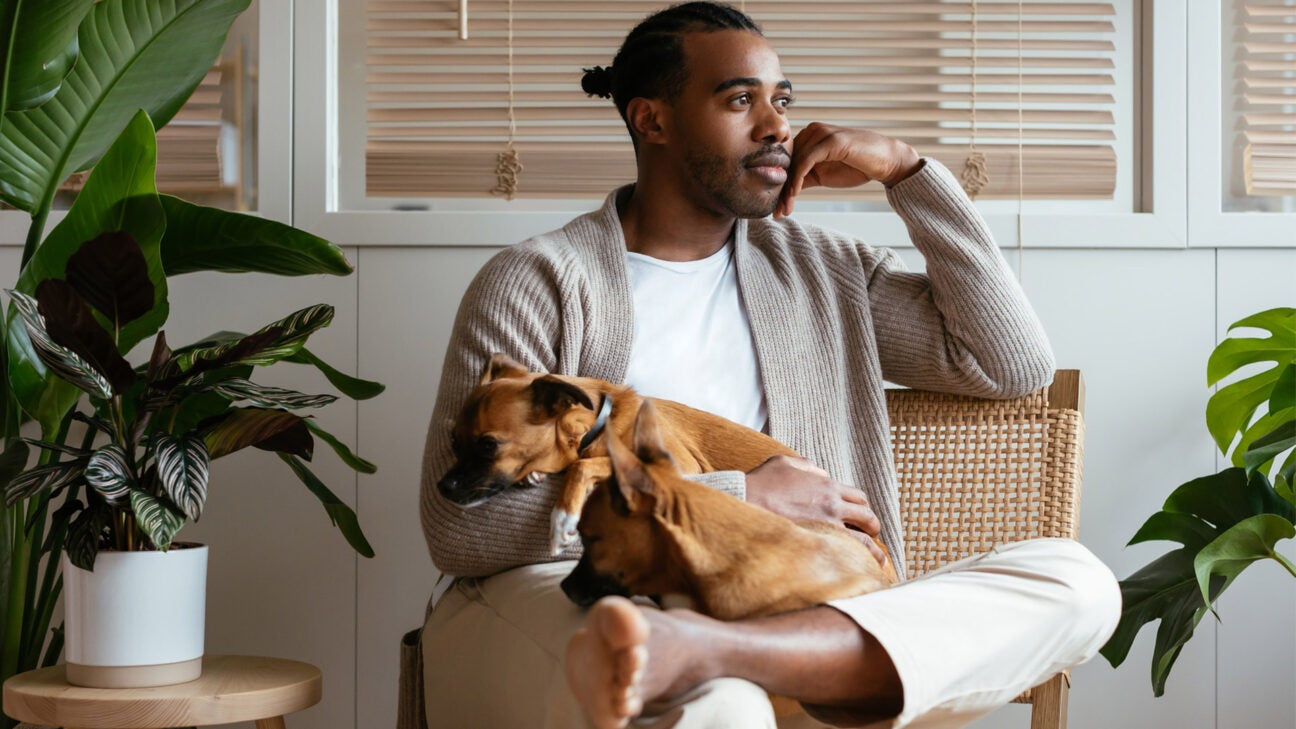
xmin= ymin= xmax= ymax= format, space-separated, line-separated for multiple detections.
xmin=62 ymin=544 xmax=207 ymax=688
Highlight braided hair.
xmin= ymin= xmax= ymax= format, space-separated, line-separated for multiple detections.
xmin=580 ymin=2 xmax=762 ymax=144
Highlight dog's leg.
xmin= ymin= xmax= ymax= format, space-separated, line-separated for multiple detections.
xmin=551 ymin=457 xmax=612 ymax=554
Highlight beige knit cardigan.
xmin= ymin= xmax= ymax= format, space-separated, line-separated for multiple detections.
xmin=419 ymin=159 xmax=1054 ymax=581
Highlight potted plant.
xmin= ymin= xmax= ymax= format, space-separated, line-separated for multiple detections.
xmin=0 ymin=0 xmax=381 ymax=700
xmin=1101 ymin=307 xmax=1295 ymax=695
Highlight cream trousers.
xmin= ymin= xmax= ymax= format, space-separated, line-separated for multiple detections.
xmin=421 ymin=538 xmax=1120 ymax=729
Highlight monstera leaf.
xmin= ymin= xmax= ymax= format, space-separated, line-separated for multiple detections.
xmin=1102 ymin=468 xmax=1296 ymax=695
xmin=0 ymin=0 xmax=251 ymax=217
xmin=0 ymin=0 xmax=94 ymax=114
xmin=1206 ymin=308 xmax=1296 ymax=478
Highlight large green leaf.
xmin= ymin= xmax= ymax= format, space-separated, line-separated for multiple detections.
xmin=0 ymin=0 xmax=252 ymax=214
xmin=1207 ymin=308 xmax=1296 ymax=385
xmin=1242 ymin=418 xmax=1296 ymax=477
xmin=0 ymin=0 xmax=93 ymax=113
xmin=1207 ymin=369 xmax=1281 ymax=456
xmin=152 ymin=433 xmax=209 ymax=521
xmin=1206 ymin=308 xmax=1296 ymax=458
xmin=5 ymin=110 xmax=165 ymax=434
xmin=158 ymin=195 xmax=353 ymax=276
xmin=278 ymin=454 xmax=375 ymax=558
xmin=1194 ymin=513 xmax=1296 ymax=607
xmin=305 ymin=420 xmax=377 ymax=474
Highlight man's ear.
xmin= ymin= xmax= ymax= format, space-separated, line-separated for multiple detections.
xmin=632 ymin=400 xmax=674 ymax=465
xmin=604 ymin=427 xmax=657 ymax=516
xmin=530 ymin=375 xmax=595 ymax=417
xmin=479 ymin=353 xmax=529 ymax=386
xmin=626 ymin=97 xmax=668 ymax=146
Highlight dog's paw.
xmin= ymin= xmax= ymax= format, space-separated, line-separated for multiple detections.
xmin=550 ymin=509 xmax=581 ymax=555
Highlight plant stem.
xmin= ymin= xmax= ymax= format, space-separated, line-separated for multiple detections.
xmin=20 ymin=204 xmax=50 ymax=269
xmin=1 ymin=505 xmax=31 ymax=682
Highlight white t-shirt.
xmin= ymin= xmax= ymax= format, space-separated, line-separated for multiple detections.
xmin=623 ymin=242 xmax=769 ymax=432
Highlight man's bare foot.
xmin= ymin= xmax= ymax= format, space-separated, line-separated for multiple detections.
xmin=565 ymin=596 xmax=719 ymax=728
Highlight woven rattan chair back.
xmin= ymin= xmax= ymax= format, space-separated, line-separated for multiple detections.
xmin=885 ymin=370 xmax=1085 ymax=729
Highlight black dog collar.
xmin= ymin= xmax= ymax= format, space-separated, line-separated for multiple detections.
xmin=578 ymin=395 xmax=613 ymax=453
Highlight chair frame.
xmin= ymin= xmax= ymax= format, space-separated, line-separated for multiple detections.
xmin=886 ymin=370 xmax=1085 ymax=729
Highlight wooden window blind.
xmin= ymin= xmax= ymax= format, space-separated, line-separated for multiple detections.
xmin=1239 ymin=2 xmax=1296 ymax=197
xmin=366 ymin=0 xmax=1118 ymax=200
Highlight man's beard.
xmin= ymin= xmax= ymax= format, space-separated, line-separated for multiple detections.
xmin=684 ymin=146 xmax=784 ymax=219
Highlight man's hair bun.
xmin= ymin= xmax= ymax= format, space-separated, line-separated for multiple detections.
xmin=581 ymin=66 xmax=615 ymax=99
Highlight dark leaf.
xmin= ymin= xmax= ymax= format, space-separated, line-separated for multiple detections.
xmin=65 ymin=230 xmax=155 ymax=326
xmin=7 ymin=289 xmax=113 ymax=400
xmin=278 ymin=454 xmax=375 ymax=558
xmin=156 ymin=327 xmax=282 ymax=384
xmin=287 ymin=347 xmax=385 ymax=400
xmin=43 ymin=498 xmax=84 ymax=553
xmin=1128 ymin=511 xmax=1217 ymax=550
xmin=85 ymin=444 xmax=133 ymax=504
xmin=146 ymin=331 xmax=171 ymax=382
xmin=5 ymin=461 xmax=84 ymax=505
xmin=18 ymin=437 xmax=89 ymax=459
xmin=65 ymin=502 xmax=109 ymax=571
xmin=129 ymin=490 xmax=185 ymax=550
xmin=35 ymin=279 xmax=136 ymax=393
xmin=201 ymin=407 xmax=307 ymax=459
xmin=1243 ymin=419 xmax=1296 ymax=477
xmin=153 ymin=434 xmax=209 ymax=521
xmin=254 ymin=419 xmax=314 ymax=461
xmin=305 ymin=420 xmax=377 ymax=474
xmin=1163 ymin=468 xmax=1296 ymax=531
xmin=158 ymin=195 xmax=353 ymax=276
xmin=0 ymin=439 xmax=32 ymax=489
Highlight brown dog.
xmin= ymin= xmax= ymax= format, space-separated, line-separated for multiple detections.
xmin=436 ymin=353 xmax=801 ymax=553
xmin=560 ymin=400 xmax=897 ymax=620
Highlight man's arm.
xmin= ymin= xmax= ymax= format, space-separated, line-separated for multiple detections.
xmin=420 ymin=244 xmax=578 ymax=577
xmin=781 ymin=123 xmax=1054 ymax=397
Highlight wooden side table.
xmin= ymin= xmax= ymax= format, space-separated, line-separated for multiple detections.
xmin=2 ymin=655 xmax=321 ymax=729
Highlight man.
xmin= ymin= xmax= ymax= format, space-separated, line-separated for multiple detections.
xmin=419 ymin=3 xmax=1120 ymax=728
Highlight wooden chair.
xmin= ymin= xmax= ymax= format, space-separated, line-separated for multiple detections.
xmin=885 ymin=370 xmax=1085 ymax=729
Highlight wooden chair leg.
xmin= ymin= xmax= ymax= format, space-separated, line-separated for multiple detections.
xmin=1029 ymin=673 xmax=1069 ymax=729
xmin=256 ymin=716 xmax=288 ymax=729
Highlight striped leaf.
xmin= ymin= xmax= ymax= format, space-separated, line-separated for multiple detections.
xmin=174 ymin=304 xmax=334 ymax=373
xmin=18 ymin=437 xmax=90 ymax=459
xmin=66 ymin=501 xmax=108 ymax=571
xmin=5 ymin=461 xmax=84 ymax=505
xmin=6 ymin=289 xmax=112 ymax=399
xmin=128 ymin=490 xmax=185 ymax=550
xmin=211 ymin=378 xmax=336 ymax=410
xmin=85 ymin=444 xmax=133 ymax=504
xmin=153 ymin=433 xmax=209 ymax=521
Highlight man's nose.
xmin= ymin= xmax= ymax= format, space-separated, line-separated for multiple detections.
xmin=753 ymin=101 xmax=790 ymax=144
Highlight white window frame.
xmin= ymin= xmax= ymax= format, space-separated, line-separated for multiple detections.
xmin=295 ymin=0 xmax=1187 ymax=249
xmin=1186 ymin=0 xmax=1296 ymax=247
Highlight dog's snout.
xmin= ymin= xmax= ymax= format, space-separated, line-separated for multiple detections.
xmin=561 ymin=557 xmax=629 ymax=607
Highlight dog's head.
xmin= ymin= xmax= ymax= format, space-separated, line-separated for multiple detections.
xmin=437 ymin=353 xmax=599 ymax=506
xmin=561 ymin=400 xmax=688 ymax=607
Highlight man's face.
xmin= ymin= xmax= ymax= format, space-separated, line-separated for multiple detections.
xmin=666 ymin=30 xmax=794 ymax=219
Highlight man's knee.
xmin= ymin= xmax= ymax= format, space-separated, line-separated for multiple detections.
xmin=637 ymin=677 xmax=777 ymax=729
xmin=1019 ymin=538 xmax=1122 ymax=655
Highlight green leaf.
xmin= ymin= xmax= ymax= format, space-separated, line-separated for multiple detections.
xmin=1163 ymin=468 xmax=1296 ymax=530
xmin=6 ymin=289 xmax=112 ymax=401
xmin=201 ymin=407 xmax=307 ymax=459
xmin=287 ymin=347 xmax=386 ymax=401
xmin=207 ymin=378 xmax=337 ymax=410
xmin=1207 ymin=308 xmax=1296 ymax=386
xmin=1243 ymin=418 xmax=1296 ymax=477
xmin=1193 ymin=513 xmax=1296 ymax=608
xmin=305 ymin=420 xmax=377 ymax=474
xmin=1207 ymin=369 xmax=1281 ymax=456
xmin=1127 ymin=511 xmax=1218 ymax=550
xmin=1271 ymin=362 xmax=1296 ymax=414
xmin=0 ymin=0 xmax=253 ymax=213
xmin=278 ymin=454 xmax=375 ymax=558
xmin=128 ymin=490 xmax=185 ymax=550
xmin=65 ymin=230 xmax=156 ymax=328
xmin=84 ymin=444 xmax=132 ymax=504
xmin=17 ymin=437 xmax=89 ymax=459
xmin=158 ymin=195 xmax=353 ymax=276
xmin=152 ymin=434 xmax=209 ymax=521
xmin=5 ymin=461 xmax=83 ymax=505
xmin=0 ymin=0 xmax=93 ymax=112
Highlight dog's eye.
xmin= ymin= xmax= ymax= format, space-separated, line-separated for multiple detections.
xmin=476 ymin=437 xmax=498 ymax=457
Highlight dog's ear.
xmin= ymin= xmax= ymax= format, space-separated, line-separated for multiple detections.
xmin=531 ymin=375 xmax=595 ymax=417
xmin=479 ymin=353 xmax=530 ymax=386
xmin=632 ymin=401 xmax=674 ymax=465
xmin=604 ymin=427 xmax=657 ymax=516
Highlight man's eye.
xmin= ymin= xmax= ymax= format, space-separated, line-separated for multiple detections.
xmin=777 ymin=96 xmax=796 ymax=109
xmin=732 ymin=93 xmax=752 ymax=106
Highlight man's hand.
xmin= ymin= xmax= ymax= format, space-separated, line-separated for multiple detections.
xmin=776 ymin=123 xmax=922 ymax=218
xmin=745 ymin=455 xmax=888 ymax=566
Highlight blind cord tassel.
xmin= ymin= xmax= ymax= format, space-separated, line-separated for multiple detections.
xmin=961 ymin=0 xmax=990 ymax=199
xmin=491 ymin=0 xmax=521 ymax=199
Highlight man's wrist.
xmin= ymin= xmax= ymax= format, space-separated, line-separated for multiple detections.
xmin=880 ymin=142 xmax=923 ymax=188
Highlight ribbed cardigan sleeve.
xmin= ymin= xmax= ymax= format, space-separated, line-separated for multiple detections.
xmin=868 ymin=159 xmax=1054 ymax=397
xmin=419 ymin=242 xmax=583 ymax=577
